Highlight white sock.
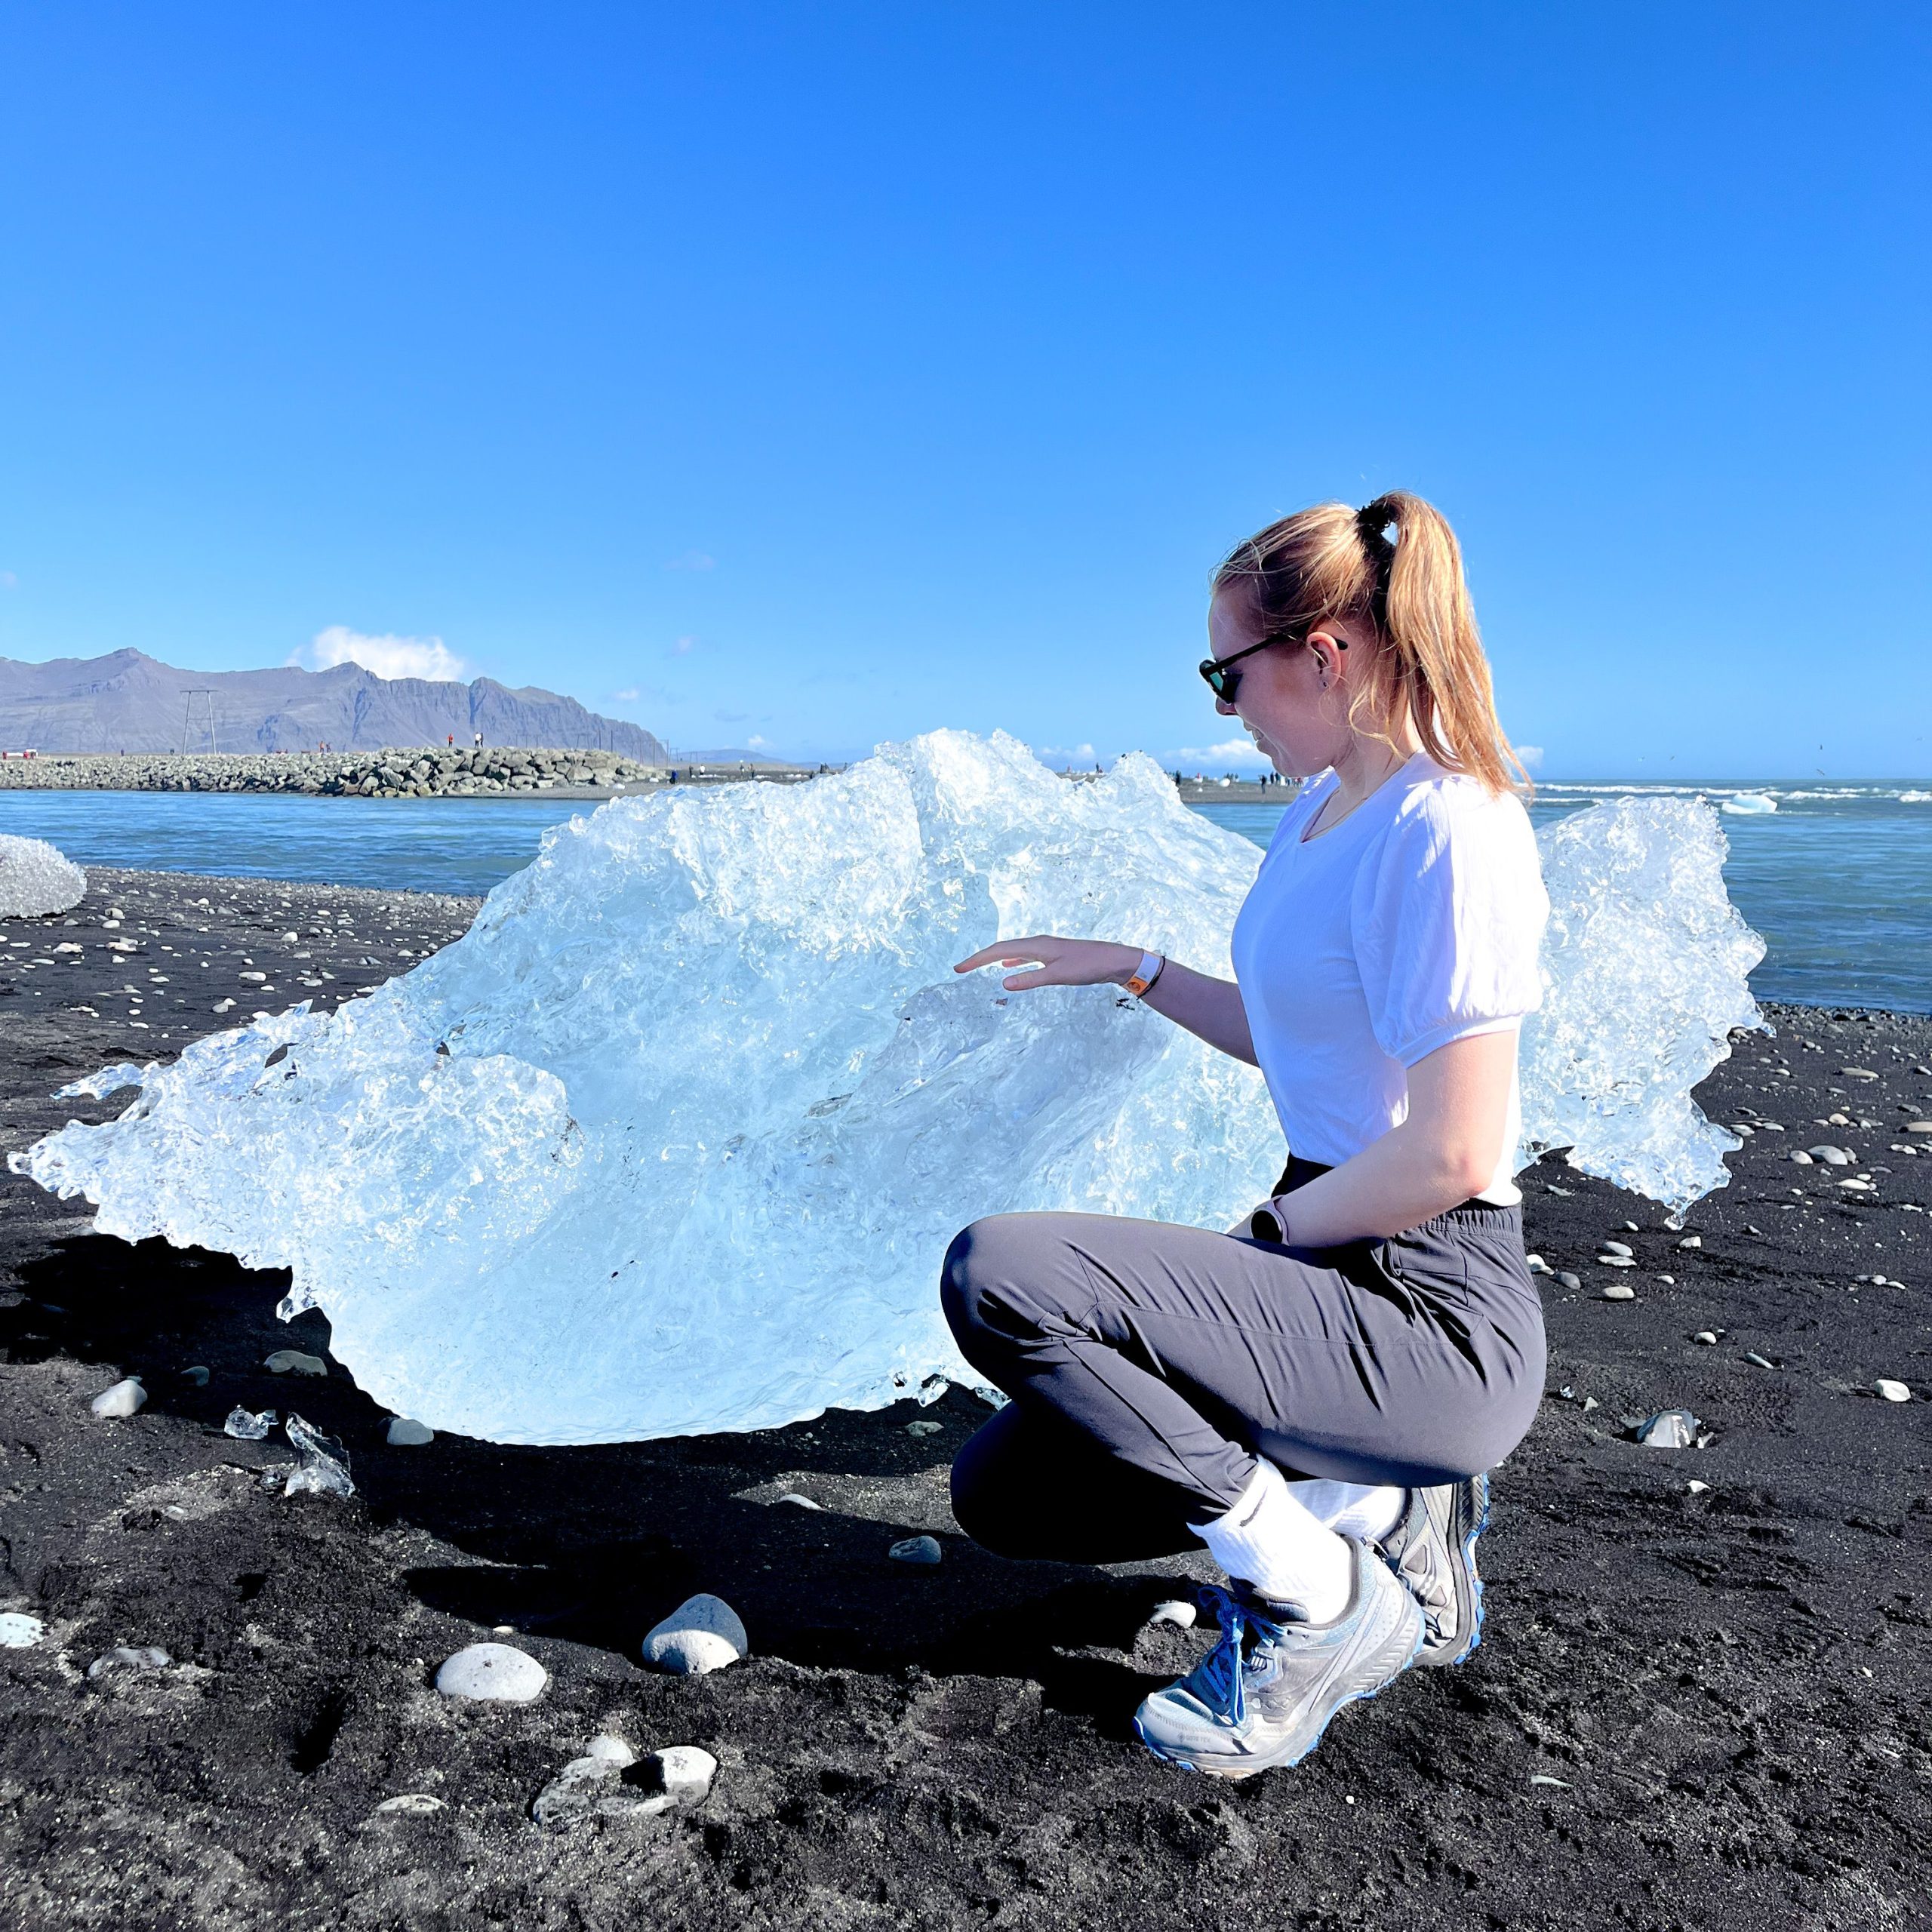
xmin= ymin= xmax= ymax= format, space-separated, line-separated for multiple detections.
xmin=1194 ymin=1460 xmax=1352 ymax=1622
xmin=1287 ymin=1478 xmax=1406 ymax=1546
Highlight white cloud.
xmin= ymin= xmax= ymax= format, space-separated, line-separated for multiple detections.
xmin=0 ymin=571 xmax=17 ymax=589
xmin=610 ymin=687 xmax=641 ymax=703
xmin=296 ymin=626 xmax=468 ymax=682
xmin=671 ymin=635 xmax=696 ymax=655
xmin=1516 ymin=743 xmax=1546 ymax=770
xmin=747 ymin=734 xmax=769 ymax=750
xmin=663 ymin=552 xmax=715 ymax=572
xmin=1166 ymin=737 xmax=1273 ymax=771
xmin=1038 ymin=743 xmax=1098 ymax=764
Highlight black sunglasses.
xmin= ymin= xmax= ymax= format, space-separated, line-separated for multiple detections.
xmin=1198 ymin=627 xmax=1345 ymax=702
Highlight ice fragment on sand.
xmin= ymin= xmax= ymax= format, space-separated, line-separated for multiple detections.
xmin=1875 ymin=1379 xmax=1911 ymax=1403
xmin=14 ymin=738 xmax=1767 ymax=1444
xmin=90 ymin=1378 xmax=146 ymax=1418
xmin=0 ymin=835 xmax=85 ymax=918
xmin=0 ymin=1613 xmax=45 ymax=1648
xmin=642 ymin=1594 xmax=746 ymax=1675
xmin=374 ymin=1794 xmax=445 ymax=1817
xmin=1149 ymin=1599 xmax=1198 ymax=1630
xmin=1634 ymin=1410 xmax=1700 ymax=1448
xmin=435 ymin=1641 xmax=547 ymax=1701
xmin=265 ymin=1349 xmax=326 ymax=1376
xmin=888 ymin=1534 xmax=943 ymax=1564
xmin=223 ymin=1406 xmax=275 ymax=1440
xmin=88 ymin=1645 xmax=170 ymax=1678
xmin=283 ymin=1414 xmax=353 ymax=1497
xmin=585 ymin=1734 xmax=637 ymax=1767
xmin=386 ymin=1417 xmax=434 ymax=1445
xmin=1520 ymin=796 xmax=1764 ymax=1214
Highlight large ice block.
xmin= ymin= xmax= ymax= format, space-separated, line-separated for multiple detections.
xmin=0 ymin=834 xmax=86 ymax=919
xmin=12 ymin=737 xmax=1761 ymax=1443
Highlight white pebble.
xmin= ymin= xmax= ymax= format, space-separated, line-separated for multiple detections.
xmin=1693 ymin=1331 xmax=1718 ymax=1345
xmin=642 ymin=1594 xmax=748 ymax=1675
xmin=649 ymin=1744 xmax=718 ymax=1807
xmin=1148 ymin=1599 xmax=1197 ymax=1630
xmin=1875 ymin=1379 xmax=1911 ymax=1404
xmin=1601 ymin=1240 xmax=1634 ymax=1258
xmin=374 ymin=1793 xmax=445 ymax=1816
xmin=90 ymin=1378 xmax=146 ymax=1419
xmin=1678 ymin=1235 xmax=1703 ymax=1248
xmin=1656 ymin=1275 xmax=1675 ymax=1285
xmin=1600 ymin=1282 xmax=1636 ymax=1301
xmin=1524 ymin=1254 xmax=1550 ymax=1274
xmin=773 ymin=1492 xmax=823 ymax=1511
xmin=1596 ymin=1255 xmax=1637 ymax=1268
xmin=0 ymin=1612 xmax=45 ymax=1648
xmin=386 ymin=1417 xmax=434 ymax=1445
xmin=888 ymin=1534 xmax=943 ymax=1565
xmin=1686 ymin=1480 xmax=1710 ymax=1496
xmin=87 ymin=1644 xmax=171 ymax=1678
xmin=264 ymin=1349 xmax=327 ymax=1377
xmin=584 ymin=1734 xmax=638 ymax=1767
xmin=435 ymin=1641 xmax=548 ymax=1702
xmin=1789 ymin=1150 xmax=1814 ymax=1165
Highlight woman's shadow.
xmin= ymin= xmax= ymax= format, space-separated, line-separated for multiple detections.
xmin=8 ymin=1230 xmax=1212 ymax=1735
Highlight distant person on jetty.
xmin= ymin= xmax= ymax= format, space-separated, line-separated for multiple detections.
xmin=947 ymin=492 xmax=1547 ymax=1780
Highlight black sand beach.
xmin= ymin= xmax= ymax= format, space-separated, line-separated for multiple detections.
xmin=2 ymin=871 xmax=1928 ymax=1931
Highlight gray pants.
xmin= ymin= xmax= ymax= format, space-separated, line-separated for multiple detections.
xmin=940 ymin=1159 xmax=1546 ymax=1564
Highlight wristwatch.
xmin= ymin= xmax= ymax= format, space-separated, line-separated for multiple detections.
xmin=1250 ymin=1200 xmax=1288 ymax=1244
xmin=1124 ymin=949 xmax=1166 ymax=998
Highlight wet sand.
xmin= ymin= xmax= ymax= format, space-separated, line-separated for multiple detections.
xmin=2 ymin=870 xmax=1927 ymax=1930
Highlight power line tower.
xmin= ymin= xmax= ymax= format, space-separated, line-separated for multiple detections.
xmin=180 ymin=688 xmax=219 ymax=755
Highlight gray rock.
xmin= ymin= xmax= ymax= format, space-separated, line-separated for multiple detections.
xmin=182 ymin=1366 xmax=211 ymax=1386
xmin=386 ymin=1417 xmax=435 ymax=1445
xmin=435 ymin=1641 xmax=548 ymax=1702
xmin=642 ymin=1594 xmax=747 ymax=1675
xmin=373 ymin=1794 xmax=445 ymax=1817
xmin=1678 ymin=1235 xmax=1703 ymax=1248
xmin=1789 ymin=1150 xmax=1814 ymax=1164
xmin=584 ymin=1734 xmax=638 ymax=1767
xmin=1600 ymin=1282 xmax=1636 ymax=1301
xmin=1807 ymin=1146 xmax=1853 ymax=1166
xmin=906 ymin=1419 xmax=943 ymax=1437
xmin=648 ymin=1745 xmax=718 ymax=1807
xmin=1556 ymin=1272 xmax=1582 ymax=1291
xmin=89 ymin=1377 xmax=146 ymax=1419
xmin=1596 ymin=1254 xmax=1637 ymax=1268
xmin=1601 ymin=1239 xmax=1634 ymax=1257
xmin=1743 ymin=1351 xmax=1777 ymax=1370
xmin=888 ymin=1535 xmax=943 ymax=1565
xmin=264 ymin=1349 xmax=327 ymax=1376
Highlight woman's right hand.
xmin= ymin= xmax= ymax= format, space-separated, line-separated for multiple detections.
xmin=953 ymin=935 xmax=1141 ymax=992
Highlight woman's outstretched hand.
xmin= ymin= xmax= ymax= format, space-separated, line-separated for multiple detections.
xmin=954 ymin=935 xmax=1141 ymax=992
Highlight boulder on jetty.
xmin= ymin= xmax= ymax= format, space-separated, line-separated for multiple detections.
xmin=0 ymin=746 xmax=669 ymax=798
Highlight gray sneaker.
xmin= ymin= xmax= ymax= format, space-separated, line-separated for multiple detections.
xmin=1379 ymin=1472 xmax=1488 ymax=1666
xmin=1132 ymin=1538 xmax=1424 ymax=1779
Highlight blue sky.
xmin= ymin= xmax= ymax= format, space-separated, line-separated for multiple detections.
xmin=1 ymin=5 xmax=1926 ymax=777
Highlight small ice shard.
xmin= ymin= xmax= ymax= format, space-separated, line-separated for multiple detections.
xmin=265 ymin=1350 xmax=327 ymax=1377
xmin=1721 ymin=792 xmax=1777 ymax=814
xmin=642 ymin=1594 xmax=746 ymax=1675
xmin=374 ymin=1794 xmax=445 ymax=1817
xmin=283 ymin=1414 xmax=354 ymax=1497
xmin=531 ymin=1753 xmax=621 ymax=1827
xmin=0 ymin=1612 xmax=45 ymax=1648
xmin=436 ymin=1641 xmax=547 ymax=1702
xmin=386 ymin=1417 xmax=434 ymax=1445
xmin=906 ymin=1419 xmax=943 ymax=1437
xmin=90 ymin=1378 xmax=146 ymax=1419
xmin=1875 ymin=1379 xmax=1911 ymax=1403
xmin=1148 ymin=1599 xmax=1198 ymax=1630
xmin=584 ymin=1734 xmax=637 ymax=1767
xmin=1634 ymin=1409 xmax=1700 ymax=1448
xmin=1686 ymin=1480 xmax=1710 ymax=1495
xmin=223 ymin=1406 xmax=276 ymax=1440
xmin=0 ymin=834 xmax=86 ymax=918
xmin=888 ymin=1534 xmax=943 ymax=1565
xmin=88 ymin=1644 xmax=171 ymax=1678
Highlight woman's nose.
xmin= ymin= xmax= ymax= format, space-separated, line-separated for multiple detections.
xmin=1215 ymin=697 xmax=1238 ymax=717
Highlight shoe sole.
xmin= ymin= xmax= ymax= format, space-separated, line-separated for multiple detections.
xmin=1426 ymin=1471 xmax=1488 ymax=1669
xmin=1133 ymin=1595 xmax=1426 ymax=1781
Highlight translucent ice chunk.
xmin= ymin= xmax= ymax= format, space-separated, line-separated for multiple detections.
xmin=1521 ymin=795 xmax=1764 ymax=1214
xmin=223 ymin=1405 xmax=276 ymax=1440
xmin=283 ymin=1414 xmax=354 ymax=1498
xmin=0 ymin=834 xmax=85 ymax=918
xmin=10 ymin=734 xmax=1762 ymax=1444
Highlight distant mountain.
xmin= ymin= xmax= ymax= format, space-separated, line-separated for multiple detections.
xmin=0 ymin=649 xmax=668 ymax=760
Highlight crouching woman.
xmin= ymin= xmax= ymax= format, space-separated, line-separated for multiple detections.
xmin=943 ymin=492 xmax=1549 ymax=1780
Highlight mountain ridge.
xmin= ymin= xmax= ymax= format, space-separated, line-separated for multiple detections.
xmin=0 ymin=648 xmax=669 ymax=760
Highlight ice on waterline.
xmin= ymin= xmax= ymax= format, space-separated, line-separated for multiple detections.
xmin=13 ymin=734 xmax=1761 ymax=1444
xmin=0 ymin=834 xmax=86 ymax=918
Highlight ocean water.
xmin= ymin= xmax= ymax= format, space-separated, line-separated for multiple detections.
xmin=3 ymin=779 xmax=1928 ymax=1013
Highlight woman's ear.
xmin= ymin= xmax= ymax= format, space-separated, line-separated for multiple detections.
xmin=1307 ymin=631 xmax=1349 ymax=685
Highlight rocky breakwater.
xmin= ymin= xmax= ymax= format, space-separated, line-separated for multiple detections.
xmin=0 ymin=747 xmax=665 ymax=798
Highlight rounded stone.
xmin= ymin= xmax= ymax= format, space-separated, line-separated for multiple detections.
xmin=435 ymin=1641 xmax=548 ymax=1702
xmin=1600 ymin=1282 xmax=1636 ymax=1301
xmin=1148 ymin=1598 xmax=1198 ymax=1630
xmin=264 ymin=1350 xmax=327 ymax=1377
xmin=888 ymin=1534 xmax=943 ymax=1565
xmin=649 ymin=1744 xmax=718 ymax=1807
xmin=89 ymin=1377 xmax=146 ymax=1419
xmin=1556 ymin=1272 xmax=1582 ymax=1291
xmin=386 ymin=1417 xmax=435 ymax=1445
xmin=584 ymin=1734 xmax=638 ymax=1767
xmin=641 ymin=1594 xmax=748 ymax=1675
xmin=1875 ymin=1379 xmax=1911 ymax=1404
xmin=1693 ymin=1331 xmax=1718 ymax=1345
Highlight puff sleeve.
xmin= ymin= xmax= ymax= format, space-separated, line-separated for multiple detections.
xmin=1349 ymin=782 xmax=1549 ymax=1068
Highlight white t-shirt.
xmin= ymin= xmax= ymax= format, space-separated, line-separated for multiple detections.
xmin=1229 ymin=754 xmax=1549 ymax=1204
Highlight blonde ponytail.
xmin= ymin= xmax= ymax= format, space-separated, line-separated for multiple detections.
xmin=1214 ymin=491 xmax=1528 ymax=796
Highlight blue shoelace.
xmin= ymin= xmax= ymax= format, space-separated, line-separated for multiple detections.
xmin=1186 ymin=1586 xmax=1296 ymax=1727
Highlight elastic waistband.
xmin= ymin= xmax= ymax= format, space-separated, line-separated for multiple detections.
xmin=1273 ymin=1155 xmax=1523 ymax=1237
